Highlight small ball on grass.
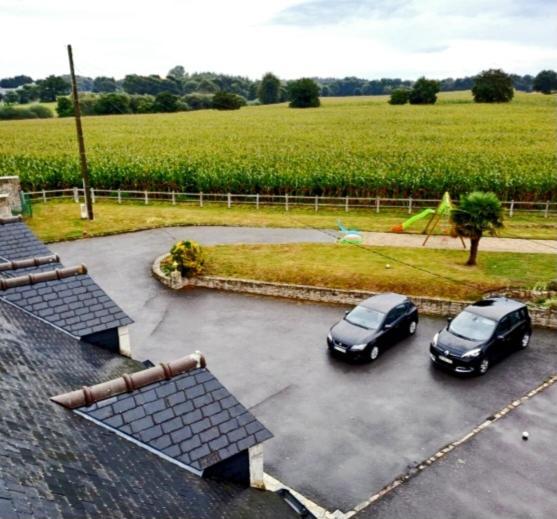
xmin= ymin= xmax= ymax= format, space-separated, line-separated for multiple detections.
xmin=522 ymin=431 xmax=529 ymax=441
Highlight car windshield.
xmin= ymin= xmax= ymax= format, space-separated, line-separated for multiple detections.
xmin=449 ymin=311 xmax=497 ymax=341
xmin=345 ymin=306 xmax=384 ymax=330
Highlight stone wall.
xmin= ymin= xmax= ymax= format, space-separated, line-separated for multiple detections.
xmin=0 ymin=176 xmax=22 ymax=212
xmin=152 ymin=255 xmax=557 ymax=329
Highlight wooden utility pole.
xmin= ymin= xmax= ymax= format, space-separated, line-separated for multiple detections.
xmin=67 ymin=44 xmax=93 ymax=220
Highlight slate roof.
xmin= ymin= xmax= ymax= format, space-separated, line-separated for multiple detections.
xmin=0 ymin=299 xmax=292 ymax=519
xmin=0 ymin=218 xmax=132 ymax=337
xmin=78 ymin=367 xmax=273 ymax=472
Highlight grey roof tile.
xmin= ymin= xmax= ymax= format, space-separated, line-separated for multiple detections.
xmin=78 ymin=368 xmax=272 ymax=471
xmin=0 ymin=299 xmax=290 ymax=518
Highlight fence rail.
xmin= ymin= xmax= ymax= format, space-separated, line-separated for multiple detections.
xmin=24 ymin=188 xmax=557 ymax=218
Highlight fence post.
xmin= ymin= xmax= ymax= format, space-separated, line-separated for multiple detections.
xmin=315 ymin=196 xmax=319 ymax=212
xmin=345 ymin=196 xmax=349 ymax=212
xmin=144 ymin=191 xmax=148 ymax=205
xmin=199 ymin=192 xmax=203 ymax=208
xmin=544 ymin=201 xmax=550 ymax=218
xmin=117 ymin=189 xmax=122 ymax=204
xmin=408 ymin=196 xmax=412 ymax=214
xmin=42 ymin=189 xmax=47 ymax=203
xmin=171 ymin=191 xmax=176 ymax=205
xmin=227 ymin=193 xmax=231 ymax=209
xmin=73 ymin=187 xmax=79 ymax=203
xmin=285 ymin=193 xmax=289 ymax=212
xmin=375 ymin=196 xmax=380 ymax=213
xmin=256 ymin=193 xmax=260 ymax=210
xmin=509 ymin=200 xmax=514 ymax=218
xmin=91 ymin=188 xmax=96 ymax=204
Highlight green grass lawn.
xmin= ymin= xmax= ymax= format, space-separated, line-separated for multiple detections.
xmin=203 ymin=243 xmax=556 ymax=301
xmin=26 ymin=200 xmax=557 ymax=242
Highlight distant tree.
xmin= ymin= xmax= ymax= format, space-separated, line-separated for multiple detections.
xmin=257 ymin=73 xmax=281 ymax=104
xmin=472 ymin=69 xmax=514 ymax=103
xmin=56 ymin=96 xmax=74 ymax=117
xmin=3 ymin=91 xmax=19 ymax=105
xmin=93 ymin=76 xmax=117 ymax=93
xmin=183 ymin=93 xmax=213 ymax=110
xmin=287 ymin=78 xmax=320 ymax=108
xmin=153 ymin=92 xmax=179 ymax=112
xmin=130 ymin=95 xmax=155 ymax=113
xmin=212 ymin=91 xmax=246 ymax=110
xmin=0 ymin=75 xmax=33 ymax=88
xmin=36 ymin=75 xmax=71 ymax=102
xmin=533 ymin=70 xmax=557 ymax=94
xmin=197 ymin=79 xmax=218 ymax=93
xmin=17 ymin=84 xmax=40 ymax=104
xmin=451 ymin=192 xmax=504 ymax=266
xmin=321 ymin=85 xmax=330 ymax=97
xmin=409 ymin=77 xmax=440 ymax=104
xmin=167 ymin=65 xmax=186 ymax=80
xmin=94 ymin=93 xmax=131 ymax=115
xmin=389 ymin=88 xmax=410 ymax=105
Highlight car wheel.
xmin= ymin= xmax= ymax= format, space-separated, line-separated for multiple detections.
xmin=520 ymin=333 xmax=530 ymax=349
xmin=478 ymin=358 xmax=490 ymax=375
xmin=408 ymin=320 xmax=417 ymax=335
xmin=368 ymin=345 xmax=380 ymax=362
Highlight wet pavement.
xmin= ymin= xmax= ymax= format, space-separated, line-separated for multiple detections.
xmin=53 ymin=227 xmax=557 ymax=514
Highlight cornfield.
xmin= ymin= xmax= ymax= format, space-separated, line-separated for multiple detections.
xmin=0 ymin=92 xmax=555 ymax=200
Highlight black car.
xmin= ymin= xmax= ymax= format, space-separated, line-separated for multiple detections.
xmin=327 ymin=293 xmax=419 ymax=361
xmin=430 ymin=297 xmax=532 ymax=375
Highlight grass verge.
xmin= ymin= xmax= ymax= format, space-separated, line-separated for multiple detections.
xmin=26 ymin=200 xmax=557 ymax=242
xmin=203 ymin=243 xmax=556 ymax=300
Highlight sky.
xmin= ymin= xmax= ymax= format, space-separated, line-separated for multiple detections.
xmin=1 ymin=0 xmax=556 ymax=80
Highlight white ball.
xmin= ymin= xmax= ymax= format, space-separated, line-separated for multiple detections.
xmin=522 ymin=431 xmax=529 ymax=440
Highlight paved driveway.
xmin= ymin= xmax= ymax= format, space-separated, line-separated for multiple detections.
xmin=53 ymin=228 xmax=557 ymax=513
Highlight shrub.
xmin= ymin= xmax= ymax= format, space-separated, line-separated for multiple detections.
xmin=409 ymin=78 xmax=440 ymax=105
xmin=389 ymin=89 xmax=410 ymax=105
xmin=94 ymin=93 xmax=132 ymax=115
xmin=533 ymin=70 xmax=557 ymax=95
xmin=0 ymin=105 xmax=53 ymax=120
xmin=212 ymin=91 xmax=246 ymax=110
xmin=472 ymin=69 xmax=514 ymax=103
xmin=130 ymin=95 xmax=155 ymax=113
xmin=27 ymin=105 xmax=53 ymax=118
xmin=163 ymin=240 xmax=205 ymax=277
xmin=257 ymin=72 xmax=281 ymax=104
xmin=56 ymin=96 xmax=74 ymax=117
xmin=287 ymin=78 xmax=320 ymax=108
xmin=183 ymin=93 xmax=213 ymax=110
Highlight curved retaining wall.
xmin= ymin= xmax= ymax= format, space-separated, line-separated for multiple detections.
xmin=152 ymin=255 xmax=557 ymax=329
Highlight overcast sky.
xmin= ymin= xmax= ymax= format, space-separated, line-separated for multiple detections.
xmin=1 ymin=0 xmax=556 ymax=80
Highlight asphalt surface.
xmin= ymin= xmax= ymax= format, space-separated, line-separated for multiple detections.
xmin=53 ymin=227 xmax=557 ymax=513
xmin=355 ymin=381 xmax=557 ymax=519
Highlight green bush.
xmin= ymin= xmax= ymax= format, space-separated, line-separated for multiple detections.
xmin=472 ymin=69 xmax=514 ymax=103
xmin=288 ymin=78 xmax=320 ymax=108
xmin=162 ymin=240 xmax=205 ymax=278
xmin=183 ymin=93 xmax=213 ymax=110
xmin=130 ymin=95 xmax=155 ymax=113
xmin=0 ymin=104 xmax=53 ymax=120
xmin=409 ymin=77 xmax=440 ymax=105
xmin=94 ymin=93 xmax=132 ymax=115
xmin=212 ymin=91 xmax=246 ymax=110
xmin=389 ymin=89 xmax=410 ymax=105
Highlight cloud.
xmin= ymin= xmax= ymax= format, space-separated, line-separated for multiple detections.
xmin=272 ymin=0 xmax=412 ymax=26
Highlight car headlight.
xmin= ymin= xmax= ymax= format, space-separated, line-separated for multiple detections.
xmin=431 ymin=333 xmax=439 ymax=347
xmin=351 ymin=343 xmax=367 ymax=351
xmin=462 ymin=347 xmax=482 ymax=358
xmin=327 ymin=332 xmax=333 ymax=341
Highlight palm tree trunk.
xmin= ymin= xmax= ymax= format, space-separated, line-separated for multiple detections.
xmin=467 ymin=237 xmax=480 ymax=266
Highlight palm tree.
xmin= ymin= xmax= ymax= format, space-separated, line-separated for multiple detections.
xmin=451 ymin=192 xmax=504 ymax=266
